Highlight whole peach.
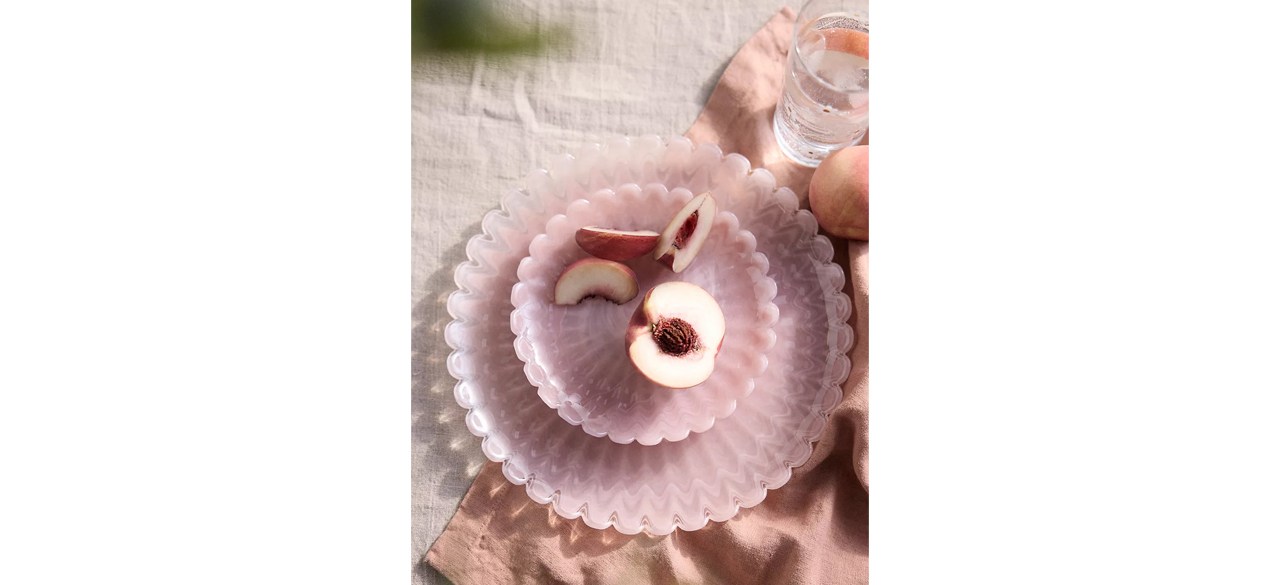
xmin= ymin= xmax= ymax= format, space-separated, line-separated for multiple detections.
xmin=808 ymin=145 xmax=869 ymax=240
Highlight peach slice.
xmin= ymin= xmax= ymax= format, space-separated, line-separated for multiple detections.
xmin=553 ymin=258 xmax=639 ymax=305
xmin=653 ymin=192 xmax=717 ymax=273
xmin=575 ymin=226 xmax=661 ymax=261
xmin=822 ymin=27 xmax=869 ymax=60
xmin=625 ymin=281 xmax=726 ymax=389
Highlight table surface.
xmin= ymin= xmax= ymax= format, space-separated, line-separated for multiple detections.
xmin=412 ymin=2 xmax=802 ymax=582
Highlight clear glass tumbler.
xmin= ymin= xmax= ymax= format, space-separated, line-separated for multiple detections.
xmin=773 ymin=0 xmax=869 ymax=167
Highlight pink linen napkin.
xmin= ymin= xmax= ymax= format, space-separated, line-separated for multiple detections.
xmin=426 ymin=7 xmax=869 ymax=583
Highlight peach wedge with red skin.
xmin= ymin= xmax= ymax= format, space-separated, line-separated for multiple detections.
xmin=553 ymin=258 xmax=639 ymax=305
xmin=625 ymin=281 xmax=726 ymax=389
xmin=574 ymin=226 xmax=661 ymax=262
xmin=653 ymin=192 xmax=717 ymax=273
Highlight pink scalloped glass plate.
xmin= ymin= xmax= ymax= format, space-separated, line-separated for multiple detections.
xmin=444 ymin=135 xmax=854 ymax=536
xmin=510 ymin=183 xmax=778 ymax=445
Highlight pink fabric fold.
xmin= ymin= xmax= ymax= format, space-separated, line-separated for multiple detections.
xmin=427 ymin=7 xmax=869 ymax=583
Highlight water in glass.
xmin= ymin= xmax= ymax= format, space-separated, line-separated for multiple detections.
xmin=774 ymin=13 xmax=869 ymax=167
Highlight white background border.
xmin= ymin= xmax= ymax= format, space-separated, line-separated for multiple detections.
xmin=3 ymin=0 xmax=1279 ymax=583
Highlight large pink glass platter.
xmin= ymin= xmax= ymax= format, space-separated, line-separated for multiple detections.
xmin=510 ymin=182 xmax=780 ymax=446
xmin=444 ymin=135 xmax=854 ymax=536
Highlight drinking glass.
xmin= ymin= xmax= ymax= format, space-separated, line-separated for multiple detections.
xmin=773 ymin=0 xmax=869 ymax=167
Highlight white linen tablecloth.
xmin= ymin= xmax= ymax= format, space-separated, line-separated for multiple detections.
xmin=412 ymin=2 xmax=801 ymax=582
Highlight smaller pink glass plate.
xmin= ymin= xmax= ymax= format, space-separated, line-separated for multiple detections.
xmin=510 ymin=183 xmax=779 ymax=445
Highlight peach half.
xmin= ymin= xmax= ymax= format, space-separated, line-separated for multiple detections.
xmin=625 ymin=281 xmax=726 ymax=389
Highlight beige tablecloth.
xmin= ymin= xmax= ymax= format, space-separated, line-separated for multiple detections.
xmin=411 ymin=2 xmax=831 ymax=583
